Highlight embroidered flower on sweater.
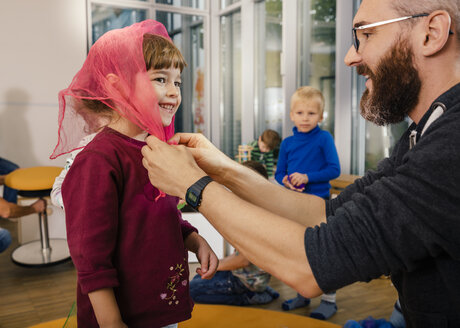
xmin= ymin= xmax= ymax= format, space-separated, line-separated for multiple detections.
xmin=161 ymin=261 xmax=187 ymax=305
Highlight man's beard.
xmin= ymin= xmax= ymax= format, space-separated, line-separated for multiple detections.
xmin=358 ymin=39 xmax=422 ymax=126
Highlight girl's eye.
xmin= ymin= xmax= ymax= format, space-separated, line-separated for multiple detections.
xmin=363 ymin=32 xmax=371 ymax=38
xmin=154 ymin=77 xmax=166 ymax=83
xmin=174 ymin=81 xmax=182 ymax=87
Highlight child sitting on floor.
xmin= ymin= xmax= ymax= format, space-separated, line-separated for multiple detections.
xmin=189 ymin=161 xmax=279 ymax=306
xmin=248 ymin=129 xmax=281 ymax=178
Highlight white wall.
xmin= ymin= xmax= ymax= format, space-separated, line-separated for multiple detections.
xmin=0 ymin=0 xmax=87 ymax=168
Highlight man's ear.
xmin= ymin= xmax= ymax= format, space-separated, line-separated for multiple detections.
xmin=421 ymin=10 xmax=452 ymax=56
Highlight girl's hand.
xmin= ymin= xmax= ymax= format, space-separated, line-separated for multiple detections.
xmin=184 ymin=232 xmax=219 ymax=280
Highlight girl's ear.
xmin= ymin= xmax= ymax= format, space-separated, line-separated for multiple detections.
xmin=106 ymin=73 xmax=120 ymax=85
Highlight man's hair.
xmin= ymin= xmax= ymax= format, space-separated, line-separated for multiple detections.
xmin=260 ymin=129 xmax=281 ymax=150
xmin=241 ymin=160 xmax=269 ymax=180
xmin=291 ymin=86 xmax=325 ymax=115
xmin=392 ymin=0 xmax=460 ymax=40
xmin=83 ymin=34 xmax=187 ymax=114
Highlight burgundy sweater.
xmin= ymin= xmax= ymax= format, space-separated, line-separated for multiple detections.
xmin=62 ymin=128 xmax=196 ymax=328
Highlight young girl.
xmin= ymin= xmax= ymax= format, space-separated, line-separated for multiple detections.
xmin=52 ymin=20 xmax=218 ymax=328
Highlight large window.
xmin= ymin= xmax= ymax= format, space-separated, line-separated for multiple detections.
xmin=220 ymin=0 xmax=239 ymax=9
xmin=156 ymin=0 xmax=205 ymax=10
xmin=298 ymin=0 xmax=336 ymax=136
xmin=220 ymin=12 xmax=242 ymax=158
xmin=91 ymin=5 xmax=147 ymax=43
xmin=254 ymin=0 xmax=283 ymax=138
xmin=89 ymin=1 xmax=209 ymax=137
xmin=349 ymin=0 xmax=408 ymax=173
xmin=155 ymin=12 xmax=206 ymax=134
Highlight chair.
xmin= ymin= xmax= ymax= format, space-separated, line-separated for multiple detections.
xmin=4 ymin=166 xmax=70 ymax=267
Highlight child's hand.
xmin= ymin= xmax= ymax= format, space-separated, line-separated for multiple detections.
xmin=185 ymin=232 xmax=219 ymax=279
xmin=289 ymin=172 xmax=308 ymax=190
xmin=282 ymin=174 xmax=305 ymax=192
xmin=195 ymin=238 xmax=219 ymax=280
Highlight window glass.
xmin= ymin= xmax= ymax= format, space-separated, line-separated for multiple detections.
xmin=349 ymin=0 xmax=409 ymax=173
xmin=91 ymin=4 xmax=147 ymax=44
xmin=156 ymin=12 xmax=206 ymax=135
xmin=297 ymin=0 xmax=336 ymax=136
xmin=220 ymin=0 xmax=239 ymax=10
xmin=254 ymin=0 xmax=283 ymax=138
xmin=220 ymin=12 xmax=242 ymax=158
xmin=155 ymin=0 xmax=205 ymax=10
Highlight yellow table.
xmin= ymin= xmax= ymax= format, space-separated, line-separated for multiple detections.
xmin=180 ymin=304 xmax=341 ymax=328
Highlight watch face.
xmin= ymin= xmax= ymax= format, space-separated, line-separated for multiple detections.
xmin=186 ymin=190 xmax=199 ymax=206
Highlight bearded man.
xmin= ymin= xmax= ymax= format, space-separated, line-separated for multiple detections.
xmin=141 ymin=0 xmax=460 ymax=326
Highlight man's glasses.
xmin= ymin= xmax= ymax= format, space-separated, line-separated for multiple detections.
xmin=352 ymin=13 xmax=454 ymax=52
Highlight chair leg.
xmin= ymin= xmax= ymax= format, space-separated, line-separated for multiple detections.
xmin=38 ymin=207 xmax=50 ymax=250
xmin=38 ymin=205 xmax=52 ymax=263
xmin=11 ymin=198 xmax=70 ymax=267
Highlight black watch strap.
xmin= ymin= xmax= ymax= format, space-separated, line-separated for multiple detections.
xmin=185 ymin=176 xmax=213 ymax=210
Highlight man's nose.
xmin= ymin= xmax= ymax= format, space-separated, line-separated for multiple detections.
xmin=344 ymin=45 xmax=361 ymax=67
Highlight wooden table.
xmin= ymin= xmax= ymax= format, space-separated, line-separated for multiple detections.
xmin=330 ymin=174 xmax=361 ymax=196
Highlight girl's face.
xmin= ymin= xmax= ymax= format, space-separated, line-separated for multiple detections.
xmin=147 ymin=66 xmax=182 ymax=127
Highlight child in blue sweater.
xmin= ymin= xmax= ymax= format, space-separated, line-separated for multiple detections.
xmin=275 ymin=86 xmax=340 ymax=320
xmin=275 ymin=86 xmax=340 ymax=198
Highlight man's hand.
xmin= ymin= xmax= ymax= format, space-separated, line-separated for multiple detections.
xmin=167 ymin=133 xmax=238 ymax=184
xmin=141 ymin=135 xmax=206 ymax=198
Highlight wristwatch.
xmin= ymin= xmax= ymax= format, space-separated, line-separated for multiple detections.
xmin=185 ymin=176 xmax=213 ymax=210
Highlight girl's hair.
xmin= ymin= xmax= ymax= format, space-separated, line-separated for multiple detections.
xmin=83 ymin=33 xmax=187 ymax=115
xmin=143 ymin=34 xmax=187 ymax=72
xmin=291 ymin=86 xmax=325 ymax=114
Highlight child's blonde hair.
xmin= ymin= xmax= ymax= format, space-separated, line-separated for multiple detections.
xmin=290 ymin=86 xmax=325 ymax=115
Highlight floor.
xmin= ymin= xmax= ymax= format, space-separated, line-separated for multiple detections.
xmin=0 ymin=219 xmax=398 ymax=328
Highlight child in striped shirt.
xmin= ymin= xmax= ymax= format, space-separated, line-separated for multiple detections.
xmin=248 ymin=129 xmax=281 ymax=178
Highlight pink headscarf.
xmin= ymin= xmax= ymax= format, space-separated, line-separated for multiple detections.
xmin=50 ymin=20 xmax=175 ymax=159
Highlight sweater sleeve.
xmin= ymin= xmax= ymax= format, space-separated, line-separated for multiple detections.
xmin=306 ymin=120 xmax=460 ymax=293
xmin=62 ymin=150 xmax=121 ymax=294
xmin=274 ymin=139 xmax=288 ymax=185
xmin=306 ymin=133 xmax=341 ymax=183
xmin=179 ymin=213 xmax=198 ymax=239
